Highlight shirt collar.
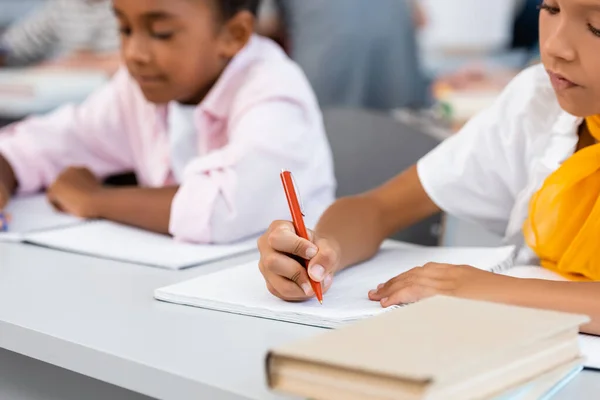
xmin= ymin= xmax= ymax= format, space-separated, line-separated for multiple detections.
xmin=197 ymin=35 xmax=260 ymax=120
xmin=155 ymin=35 xmax=260 ymax=125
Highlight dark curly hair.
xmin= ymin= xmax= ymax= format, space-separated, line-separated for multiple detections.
xmin=217 ymin=0 xmax=260 ymax=20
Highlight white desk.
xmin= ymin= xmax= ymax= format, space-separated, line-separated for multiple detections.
xmin=0 ymin=242 xmax=598 ymax=400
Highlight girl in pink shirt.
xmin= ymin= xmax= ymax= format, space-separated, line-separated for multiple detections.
xmin=0 ymin=0 xmax=335 ymax=243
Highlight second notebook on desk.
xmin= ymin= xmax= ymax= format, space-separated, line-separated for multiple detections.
xmin=22 ymin=221 xmax=258 ymax=270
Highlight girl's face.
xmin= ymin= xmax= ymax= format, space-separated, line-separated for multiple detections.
xmin=539 ymin=0 xmax=600 ymax=117
xmin=113 ymin=0 xmax=253 ymax=105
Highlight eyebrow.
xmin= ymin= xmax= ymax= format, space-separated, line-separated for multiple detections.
xmin=113 ymin=8 xmax=177 ymax=21
xmin=580 ymin=2 xmax=600 ymax=12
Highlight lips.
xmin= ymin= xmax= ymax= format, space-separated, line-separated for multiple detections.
xmin=547 ymin=70 xmax=579 ymax=91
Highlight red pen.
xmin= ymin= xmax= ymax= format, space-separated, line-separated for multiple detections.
xmin=280 ymin=170 xmax=324 ymax=304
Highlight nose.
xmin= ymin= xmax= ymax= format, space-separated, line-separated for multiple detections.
xmin=542 ymin=18 xmax=577 ymax=63
xmin=123 ymin=34 xmax=152 ymax=65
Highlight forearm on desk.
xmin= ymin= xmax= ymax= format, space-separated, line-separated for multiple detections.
xmin=501 ymin=279 xmax=600 ymax=335
xmin=0 ymin=154 xmax=17 ymax=193
xmin=315 ymin=165 xmax=441 ymax=271
xmin=93 ymin=186 xmax=179 ymax=235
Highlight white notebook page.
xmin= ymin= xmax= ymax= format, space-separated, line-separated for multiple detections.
xmin=155 ymin=245 xmax=516 ymax=328
xmin=23 ymin=220 xmax=258 ymax=270
xmin=0 ymin=195 xmax=82 ymax=242
xmin=580 ymin=335 xmax=600 ymax=370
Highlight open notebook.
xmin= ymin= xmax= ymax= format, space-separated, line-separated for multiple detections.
xmin=155 ymin=244 xmax=516 ymax=328
xmin=0 ymin=195 xmax=82 ymax=242
xmin=22 ymin=220 xmax=258 ymax=270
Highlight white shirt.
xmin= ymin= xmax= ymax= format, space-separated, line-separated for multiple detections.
xmin=417 ymin=64 xmax=582 ymax=264
xmin=167 ymin=102 xmax=198 ymax=184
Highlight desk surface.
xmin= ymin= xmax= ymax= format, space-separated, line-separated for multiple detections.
xmin=0 ymin=242 xmax=321 ymax=400
xmin=0 ymin=242 xmax=598 ymax=400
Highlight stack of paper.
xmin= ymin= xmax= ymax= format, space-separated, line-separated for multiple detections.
xmin=491 ymin=361 xmax=582 ymax=400
xmin=155 ymin=245 xmax=516 ymax=327
xmin=580 ymin=335 xmax=600 ymax=370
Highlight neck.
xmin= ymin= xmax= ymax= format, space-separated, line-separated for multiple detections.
xmin=178 ymin=59 xmax=231 ymax=106
xmin=577 ymin=121 xmax=597 ymax=152
xmin=585 ymin=115 xmax=600 ymax=142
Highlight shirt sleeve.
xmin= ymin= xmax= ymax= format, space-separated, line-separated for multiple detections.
xmin=417 ymin=70 xmax=533 ymax=235
xmin=169 ymin=100 xmax=331 ymax=243
xmin=1 ymin=2 xmax=58 ymax=66
xmin=0 ymin=69 xmax=135 ymax=194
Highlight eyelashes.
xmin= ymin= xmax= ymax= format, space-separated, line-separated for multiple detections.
xmin=539 ymin=2 xmax=600 ymax=38
xmin=538 ymin=2 xmax=559 ymax=15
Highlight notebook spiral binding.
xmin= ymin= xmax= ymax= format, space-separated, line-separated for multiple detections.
xmin=489 ymin=245 xmax=517 ymax=274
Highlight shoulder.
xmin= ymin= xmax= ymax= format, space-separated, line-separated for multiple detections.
xmin=231 ymin=36 xmax=319 ymax=111
xmin=455 ymin=64 xmax=564 ymax=151
xmin=493 ymin=64 xmax=563 ymax=135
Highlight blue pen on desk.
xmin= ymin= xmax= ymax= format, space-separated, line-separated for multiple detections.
xmin=0 ymin=213 xmax=8 ymax=232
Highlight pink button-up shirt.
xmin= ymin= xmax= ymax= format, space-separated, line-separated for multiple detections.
xmin=0 ymin=36 xmax=336 ymax=243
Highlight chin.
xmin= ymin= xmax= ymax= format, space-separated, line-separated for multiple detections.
xmin=139 ymin=88 xmax=174 ymax=105
xmin=554 ymin=93 xmax=596 ymax=118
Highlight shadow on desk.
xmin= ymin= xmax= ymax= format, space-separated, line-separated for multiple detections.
xmin=0 ymin=348 xmax=154 ymax=400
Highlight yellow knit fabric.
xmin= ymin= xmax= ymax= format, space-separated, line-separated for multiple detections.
xmin=523 ymin=116 xmax=600 ymax=281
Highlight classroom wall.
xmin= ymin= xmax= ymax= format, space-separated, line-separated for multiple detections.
xmin=0 ymin=0 xmax=43 ymax=28
xmin=417 ymin=0 xmax=523 ymax=74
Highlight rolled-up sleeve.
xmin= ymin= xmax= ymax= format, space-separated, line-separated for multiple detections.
xmin=416 ymin=69 xmax=535 ymax=235
xmin=0 ymin=69 xmax=134 ymax=194
xmin=170 ymin=100 xmax=328 ymax=243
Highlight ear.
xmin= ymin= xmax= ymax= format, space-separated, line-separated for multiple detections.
xmin=217 ymin=11 xmax=254 ymax=59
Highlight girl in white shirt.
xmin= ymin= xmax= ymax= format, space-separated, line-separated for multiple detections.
xmin=256 ymin=0 xmax=600 ymax=335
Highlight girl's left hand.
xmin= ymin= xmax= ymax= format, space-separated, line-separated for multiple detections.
xmin=368 ymin=263 xmax=514 ymax=308
xmin=47 ymin=167 xmax=104 ymax=218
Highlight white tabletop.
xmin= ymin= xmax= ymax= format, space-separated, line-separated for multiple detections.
xmin=0 ymin=241 xmax=598 ymax=400
xmin=0 ymin=242 xmax=319 ymax=400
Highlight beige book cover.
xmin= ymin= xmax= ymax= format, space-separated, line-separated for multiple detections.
xmin=268 ymin=296 xmax=588 ymax=400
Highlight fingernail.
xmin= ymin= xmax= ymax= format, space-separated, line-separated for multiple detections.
xmin=368 ymin=290 xmax=377 ymax=296
xmin=306 ymin=247 xmax=317 ymax=259
xmin=377 ymin=284 xmax=384 ymax=290
xmin=310 ymin=265 xmax=325 ymax=281
xmin=381 ymin=298 xmax=388 ymax=304
xmin=301 ymin=283 xmax=313 ymax=296
xmin=324 ymin=274 xmax=333 ymax=287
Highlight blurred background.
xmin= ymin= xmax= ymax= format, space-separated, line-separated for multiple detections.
xmin=0 ymin=0 xmax=542 ymax=246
